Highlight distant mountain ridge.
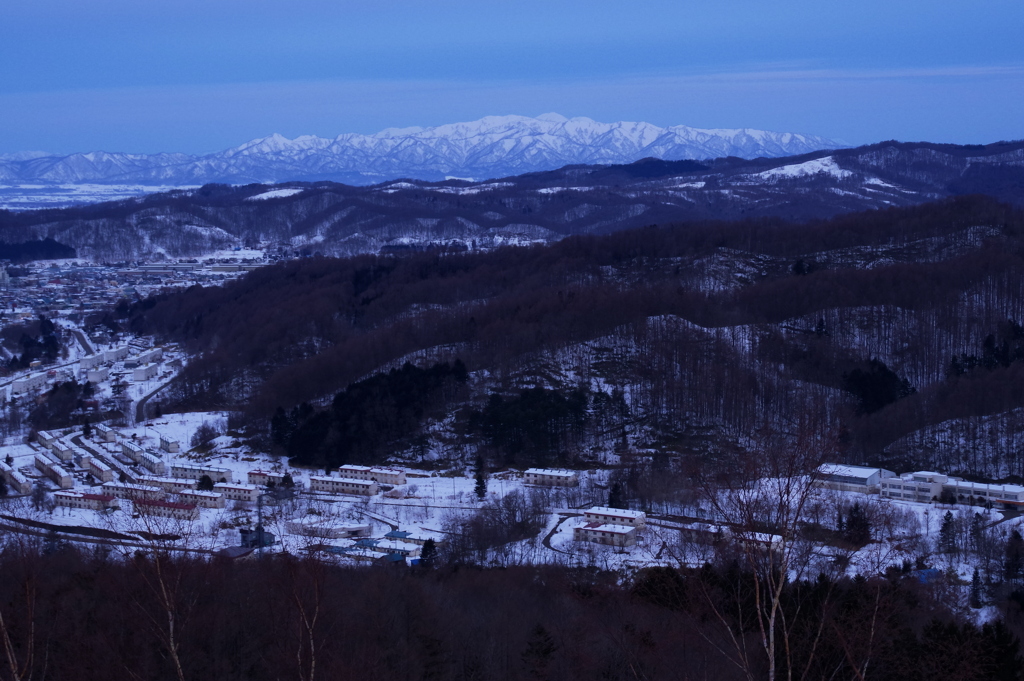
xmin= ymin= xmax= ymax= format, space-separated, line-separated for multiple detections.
xmin=0 ymin=114 xmax=842 ymax=186
xmin=5 ymin=139 xmax=1024 ymax=262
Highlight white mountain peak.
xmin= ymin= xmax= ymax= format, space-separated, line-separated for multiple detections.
xmin=5 ymin=114 xmax=843 ymax=186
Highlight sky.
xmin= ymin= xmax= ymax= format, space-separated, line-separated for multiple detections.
xmin=1 ymin=0 xmax=1023 ymax=155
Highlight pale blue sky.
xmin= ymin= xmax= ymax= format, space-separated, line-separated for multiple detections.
xmin=1 ymin=0 xmax=1022 ymax=154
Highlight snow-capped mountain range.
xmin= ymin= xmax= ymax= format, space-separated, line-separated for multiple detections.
xmin=0 ymin=114 xmax=842 ymax=187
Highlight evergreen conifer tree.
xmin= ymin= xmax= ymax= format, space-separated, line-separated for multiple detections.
xmin=474 ymin=454 xmax=487 ymax=500
xmin=939 ymin=511 xmax=957 ymax=555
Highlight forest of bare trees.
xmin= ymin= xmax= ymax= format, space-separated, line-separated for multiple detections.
xmin=0 ymin=537 xmax=1020 ymax=681
xmin=106 ymin=196 xmax=1024 ymax=477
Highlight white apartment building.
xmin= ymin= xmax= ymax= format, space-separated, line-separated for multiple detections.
xmin=87 ymin=367 xmax=109 ymax=383
xmin=12 ymin=372 xmax=47 ymax=394
xmin=137 ymin=450 xmax=166 ymax=476
xmin=583 ymin=507 xmax=647 ymax=528
xmin=94 ymin=424 xmax=117 ymax=442
xmin=159 ymin=435 xmax=180 ymax=453
xmin=0 ymin=461 xmax=32 ymax=495
xmin=309 ymin=475 xmax=379 ymax=496
xmin=54 ymin=491 xmax=116 ymax=512
xmin=82 ymin=456 xmax=114 ymax=483
xmin=104 ymin=346 xmax=129 ymax=362
xmin=213 ymin=482 xmax=260 ymax=503
xmin=248 ymin=469 xmax=293 ymax=486
xmin=336 ymin=465 xmax=406 ymax=486
xmin=176 ymin=489 xmax=226 ymax=509
xmin=133 ymin=363 xmax=159 ymax=382
xmin=170 ymin=463 xmax=234 ymax=483
xmin=34 ymin=455 xmax=73 ymax=489
xmin=574 ymin=522 xmax=638 ymax=547
xmin=51 ymin=441 xmax=74 ymax=463
xmin=524 ymin=468 xmax=579 ymax=486
xmin=101 ymin=482 xmax=165 ymax=501
xmin=37 ymin=430 xmax=60 ymax=450
xmin=80 ymin=353 xmax=104 ymax=370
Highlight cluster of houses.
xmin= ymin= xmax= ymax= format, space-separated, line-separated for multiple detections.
xmin=816 ymin=463 xmax=1024 ymax=509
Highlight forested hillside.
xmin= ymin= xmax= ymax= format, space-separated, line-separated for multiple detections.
xmin=112 ymin=196 xmax=1024 ymax=481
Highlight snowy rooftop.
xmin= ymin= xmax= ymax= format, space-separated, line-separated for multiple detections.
xmin=586 ymin=506 xmax=646 ymax=519
xmin=818 ymin=464 xmax=890 ymax=479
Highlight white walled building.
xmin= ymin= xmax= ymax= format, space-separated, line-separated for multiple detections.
xmin=80 ymin=353 xmax=104 ymax=370
xmin=248 ymin=469 xmax=293 ymax=486
xmin=336 ymin=465 xmax=406 ymax=486
xmin=523 ymin=468 xmax=579 ymax=486
xmin=880 ymin=471 xmax=1024 ymax=509
xmin=176 ymin=489 xmax=225 ymax=509
xmin=137 ymin=476 xmax=196 ymax=493
xmin=309 ymin=475 xmax=378 ymax=496
xmin=104 ymin=346 xmax=129 ymax=362
xmin=133 ymin=363 xmax=159 ymax=382
xmin=583 ymin=507 xmax=647 ymax=528
xmin=0 ymin=461 xmax=32 ymax=495
xmin=51 ymin=441 xmax=74 ymax=463
xmin=94 ymin=424 xmax=117 ymax=443
xmin=37 ymin=430 xmax=60 ymax=450
xmin=101 ymin=482 xmax=165 ymax=501
xmin=214 ymin=482 xmax=259 ymax=503
xmin=138 ymin=450 xmax=166 ymax=476
xmin=574 ymin=522 xmax=638 ymax=547
xmin=82 ymin=456 xmax=114 ymax=483
xmin=34 ymin=455 xmax=73 ymax=489
xmin=159 ymin=435 xmax=180 ymax=453
xmin=815 ymin=464 xmax=896 ymax=494
xmin=171 ymin=463 xmax=234 ymax=483
xmin=12 ymin=372 xmax=47 ymax=394
xmin=87 ymin=367 xmax=109 ymax=383
xmin=54 ymin=491 xmax=117 ymax=512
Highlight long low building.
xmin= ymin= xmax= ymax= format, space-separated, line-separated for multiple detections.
xmin=134 ymin=498 xmax=199 ymax=521
xmin=574 ymin=522 xmax=638 ymax=547
xmin=523 ymin=468 xmax=579 ymax=486
xmin=101 ymin=482 xmax=164 ymax=501
xmin=880 ymin=471 xmax=1024 ymax=509
xmin=176 ymin=489 xmax=226 ymax=509
xmin=170 ymin=463 xmax=234 ymax=483
xmin=815 ymin=464 xmax=897 ymax=494
xmin=335 ymin=465 xmax=406 ymax=486
xmin=137 ymin=475 xmax=197 ymax=493
xmin=583 ymin=507 xmax=647 ymax=528
xmin=214 ymin=482 xmax=260 ymax=503
xmin=54 ymin=491 xmax=117 ymax=511
xmin=309 ymin=475 xmax=379 ymax=496
xmin=12 ymin=372 xmax=47 ymax=394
